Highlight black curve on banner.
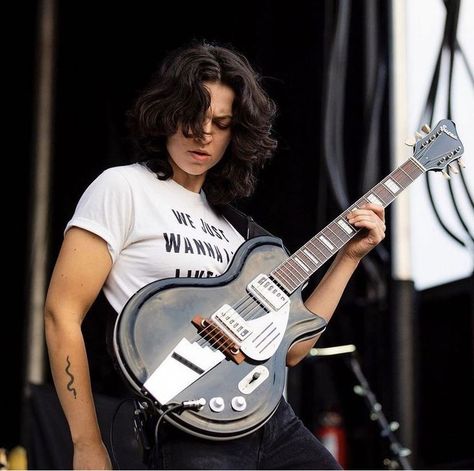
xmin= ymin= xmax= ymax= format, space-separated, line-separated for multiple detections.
xmin=454 ymin=41 xmax=474 ymax=211
xmin=458 ymin=168 xmax=474 ymax=209
xmin=457 ymin=43 xmax=474 ymax=86
xmin=445 ymin=0 xmax=474 ymax=242
xmin=448 ymin=178 xmax=474 ymax=244
xmin=421 ymin=0 xmax=470 ymax=248
xmin=425 ymin=174 xmax=466 ymax=247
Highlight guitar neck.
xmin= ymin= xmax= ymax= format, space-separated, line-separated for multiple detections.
xmin=270 ymin=157 xmax=425 ymax=294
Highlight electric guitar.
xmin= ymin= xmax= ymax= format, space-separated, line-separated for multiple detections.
xmin=113 ymin=119 xmax=465 ymax=440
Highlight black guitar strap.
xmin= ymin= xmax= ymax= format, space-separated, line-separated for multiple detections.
xmin=216 ymin=204 xmax=273 ymax=240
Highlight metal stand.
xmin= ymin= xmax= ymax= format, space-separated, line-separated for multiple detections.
xmin=310 ymin=344 xmax=412 ymax=470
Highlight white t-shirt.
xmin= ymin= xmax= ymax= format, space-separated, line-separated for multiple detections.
xmin=66 ymin=163 xmax=245 ymax=313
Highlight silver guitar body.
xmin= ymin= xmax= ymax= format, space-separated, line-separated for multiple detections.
xmin=113 ymin=236 xmax=327 ymax=440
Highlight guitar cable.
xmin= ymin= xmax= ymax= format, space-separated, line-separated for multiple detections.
xmin=108 ymin=396 xmax=206 ymax=469
xmin=151 ymin=399 xmax=206 ymax=465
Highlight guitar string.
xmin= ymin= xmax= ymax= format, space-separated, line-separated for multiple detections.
xmin=182 ymin=159 xmax=424 ymax=356
xmin=194 ymin=290 xmax=274 ymax=349
xmin=190 ymin=202 xmax=369 ymax=353
xmin=192 ymin=274 xmax=286 ymax=350
xmin=189 ymin=187 xmax=395 ymax=351
xmin=190 ymin=227 xmax=350 ymax=353
xmin=193 ymin=267 xmax=300 ymax=353
xmin=189 ymin=200 xmax=369 ymax=353
xmin=191 ymin=202 xmax=362 ymax=352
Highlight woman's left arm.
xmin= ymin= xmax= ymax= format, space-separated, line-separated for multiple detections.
xmin=286 ymin=203 xmax=386 ymax=366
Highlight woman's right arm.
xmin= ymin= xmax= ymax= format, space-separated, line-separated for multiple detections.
xmin=44 ymin=227 xmax=113 ymax=470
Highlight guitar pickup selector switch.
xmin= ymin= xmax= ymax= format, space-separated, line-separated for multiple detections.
xmin=238 ymin=366 xmax=270 ymax=394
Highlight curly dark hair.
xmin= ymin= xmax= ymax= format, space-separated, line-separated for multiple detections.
xmin=127 ymin=40 xmax=278 ymax=205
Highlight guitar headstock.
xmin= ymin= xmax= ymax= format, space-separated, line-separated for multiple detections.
xmin=408 ymin=119 xmax=465 ymax=177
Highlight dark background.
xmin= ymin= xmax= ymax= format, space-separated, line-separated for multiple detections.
xmin=5 ymin=1 xmax=473 ymax=469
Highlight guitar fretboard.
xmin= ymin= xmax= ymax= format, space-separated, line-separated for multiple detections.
xmin=270 ymin=158 xmax=424 ymax=293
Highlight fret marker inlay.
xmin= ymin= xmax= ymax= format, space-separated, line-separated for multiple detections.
xmin=337 ymin=219 xmax=354 ymax=234
xmin=367 ymin=194 xmax=383 ymax=206
xmin=385 ymin=179 xmax=400 ymax=193
xmin=303 ymin=249 xmax=319 ymax=265
xmin=294 ymin=257 xmax=310 ymax=272
xmin=319 ymin=236 xmax=334 ymax=250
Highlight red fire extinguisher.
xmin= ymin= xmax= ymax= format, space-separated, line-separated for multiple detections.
xmin=315 ymin=411 xmax=348 ymax=469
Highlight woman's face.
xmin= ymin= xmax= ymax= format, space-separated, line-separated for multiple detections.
xmin=166 ymin=81 xmax=235 ymax=192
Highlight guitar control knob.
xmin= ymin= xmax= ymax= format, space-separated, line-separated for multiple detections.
xmin=209 ymin=397 xmax=225 ymax=412
xmin=231 ymin=396 xmax=247 ymax=412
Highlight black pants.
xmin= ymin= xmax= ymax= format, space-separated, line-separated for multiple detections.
xmin=150 ymin=397 xmax=342 ymax=470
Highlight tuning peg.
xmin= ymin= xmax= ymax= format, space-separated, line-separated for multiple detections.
xmin=415 ymin=131 xmax=423 ymax=140
xmin=449 ymin=163 xmax=459 ymax=174
xmin=442 ymin=169 xmax=451 ymax=180
xmin=458 ymin=158 xmax=466 ymax=168
xmin=405 ymin=136 xmax=416 ymax=146
xmin=421 ymin=123 xmax=431 ymax=133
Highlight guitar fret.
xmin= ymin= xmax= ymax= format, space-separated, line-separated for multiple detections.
xmin=279 ymin=262 xmax=300 ymax=285
xmin=374 ymin=184 xmax=394 ymax=205
xmin=270 ymin=274 xmax=292 ymax=294
xmin=296 ymin=250 xmax=317 ymax=271
xmin=274 ymin=267 xmax=297 ymax=291
xmin=325 ymin=226 xmax=343 ymax=246
xmin=287 ymin=258 xmax=306 ymax=280
xmin=273 ymin=264 xmax=294 ymax=284
xmin=396 ymin=167 xmax=413 ymax=183
xmin=354 ymin=198 xmax=368 ymax=209
xmin=302 ymin=248 xmax=320 ymax=266
xmin=405 ymin=159 xmax=425 ymax=178
xmin=309 ymin=239 xmax=331 ymax=259
xmin=329 ymin=222 xmax=350 ymax=243
xmin=321 ymin=232 xmax=339 ymax=249
xmin=293 ymin=255 xmax=311 ymax=273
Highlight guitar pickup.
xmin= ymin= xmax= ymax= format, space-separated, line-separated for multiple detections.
xmin=247 ymin=274 xmax=289 ymax=312
xmin=211 ymin=305 xmax=252 ymax=342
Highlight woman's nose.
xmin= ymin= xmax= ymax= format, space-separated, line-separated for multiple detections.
xmin=195 ymin=120 xmax=213 ymax=144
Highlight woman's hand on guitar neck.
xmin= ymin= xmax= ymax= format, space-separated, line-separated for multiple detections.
xmin=342 ymin=203 xmax=386 ymax=261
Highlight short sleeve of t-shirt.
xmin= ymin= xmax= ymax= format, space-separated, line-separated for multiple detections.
xmin=64 ymin=163 xmax=246 ymax=314
xmin=65 ymin=168 xmax=134 ymax=263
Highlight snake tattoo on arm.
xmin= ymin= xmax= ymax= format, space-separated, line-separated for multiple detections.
xmin=65 ymin=355 xmax=77 ymax=399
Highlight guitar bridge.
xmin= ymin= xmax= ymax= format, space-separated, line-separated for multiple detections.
xmin=192 ymin=315 xmax=246 ymax=364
